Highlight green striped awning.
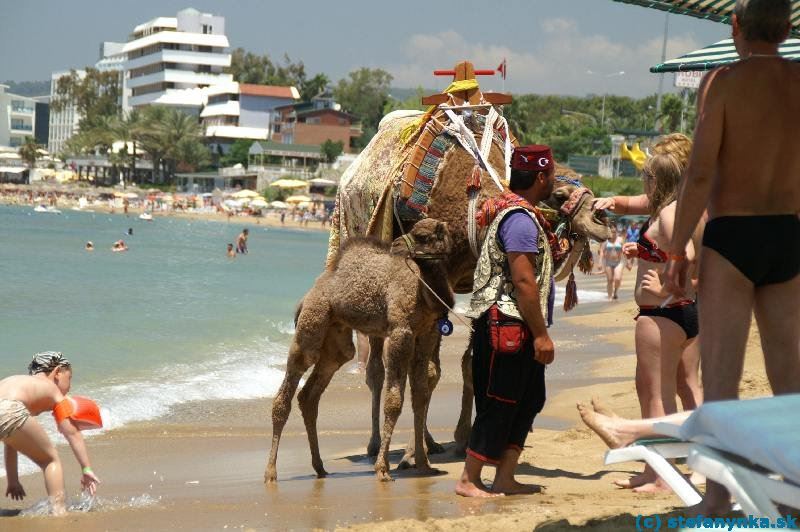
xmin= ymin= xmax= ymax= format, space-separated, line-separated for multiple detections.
xmin=611 ymin=0 xmax=800 ymax=38
xmin=651 ymin=37 xmax=800 ymax=72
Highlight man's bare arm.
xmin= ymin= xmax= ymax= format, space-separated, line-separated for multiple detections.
xmin=669 ymin=69 xmax=725 ymax=256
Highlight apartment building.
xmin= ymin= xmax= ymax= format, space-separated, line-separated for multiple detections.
xmin=122 ymin=8 xmax=232 ymax=112
xmin=271 ymin=92 xmax=361 ymax=153
xmin=0 ymin=84 xmax=37 ymax=149
xmin=202 ymin=82 xmax=299 ymax=150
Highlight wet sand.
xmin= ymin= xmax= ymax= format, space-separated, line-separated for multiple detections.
xmin=3 ymin=274 xmax=775 ymax=530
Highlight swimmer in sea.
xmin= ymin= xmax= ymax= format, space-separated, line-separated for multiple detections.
xmin=236 ymin=228 xmax=249 ymax=254
xmin=227 ymin=243 xmax=235 ymax=258
xmin=111 ymin=240 xmax=128 ymax=252
xmin=0 ymin=352 xmax=100 ymax=515
xmin=84 ymin=242 xmax=94 ymax=252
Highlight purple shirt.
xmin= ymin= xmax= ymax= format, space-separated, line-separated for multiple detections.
xmin=498 ymin=211 xmax=555 ymax=326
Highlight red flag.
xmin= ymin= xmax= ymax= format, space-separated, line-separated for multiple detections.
xmin=497 ymin=59 xmax=507 ymax=80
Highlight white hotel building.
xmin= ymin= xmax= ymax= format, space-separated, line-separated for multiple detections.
xmin=122 ymin=8 xmax=232 ymax=113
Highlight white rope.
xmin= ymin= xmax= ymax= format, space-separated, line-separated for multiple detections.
xmin=404 ymin=257 xmax=474 ymax=332
xmin=467 ymin=189 xmax=480 ymax=258
xmin=443 ymin=109 xmax=504 ymax=191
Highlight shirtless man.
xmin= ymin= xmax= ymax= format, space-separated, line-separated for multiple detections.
xmin=236 ymin=228 xmax=249 ymax=254
xmin=663 ymin=0 xmax=800 ymax=515
xmin=0 ymin=352 xmax=100 ymax=515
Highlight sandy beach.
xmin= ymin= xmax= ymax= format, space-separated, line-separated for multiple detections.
xmin=2 ymin=273 xmax=774 ymax=531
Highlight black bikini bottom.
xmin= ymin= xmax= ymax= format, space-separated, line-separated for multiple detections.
xmin=637 ymin=301 xmax=699 ymax=340
xmin=703 ymin=215 xmax=800 ymax=287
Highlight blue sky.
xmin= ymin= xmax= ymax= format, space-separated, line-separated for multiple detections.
xmin=0 ymin=0 xmax=729 ymax=97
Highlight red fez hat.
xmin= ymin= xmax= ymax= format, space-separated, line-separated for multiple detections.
xmin=512 ymin=145 xmax=554 ymax=173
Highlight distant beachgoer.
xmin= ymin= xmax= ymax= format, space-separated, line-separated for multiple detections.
xmin=598 ymin=225 xmax=625 ymax=300
xmin=123 ymin=198 xmax=129 ymax=215
xmin=236 ymin=229 xmax=249 ymax=254
xmin=227 ymin=243 xmax=235 ymax=258
xmin=280 ymin=212 xmax=286 ymax=225
xmin=663 ymin=0 xmax=800 ymax=515
xmin=127 ymin=228 xmax=133 ymax=236
xmin=84 ymin=242 xmax=94 ymax=252
xmin=0 ymin=352 xmax=100 ymax=515
xmin=111 ymin=240 xmax=127 ymax=252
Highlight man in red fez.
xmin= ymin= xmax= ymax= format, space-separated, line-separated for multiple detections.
xmin=456 ymin=145 xmax=557 ymax=497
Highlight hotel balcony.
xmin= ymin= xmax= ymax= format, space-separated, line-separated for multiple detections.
xmin=127 ymin=69 xmax=233 ymax=89
xmin=10 ymin=104 xmax=35 ymax=115
xmin=125 ymin=49 xmax=230 ymax=71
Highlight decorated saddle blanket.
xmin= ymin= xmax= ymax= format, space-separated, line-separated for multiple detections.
xmin=326 ymin=110 xmax=511 ymax=269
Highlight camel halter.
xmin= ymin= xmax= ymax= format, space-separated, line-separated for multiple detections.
xmin=395 ymin=233 xmax=449 ymax=261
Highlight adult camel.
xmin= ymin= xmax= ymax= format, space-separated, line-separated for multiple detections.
xmin=324 ymin=106 xmax=611 ymax=468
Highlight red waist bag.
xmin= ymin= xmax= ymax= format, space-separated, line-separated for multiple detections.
xmin=488 ymin=304 xmax=530 ymax=354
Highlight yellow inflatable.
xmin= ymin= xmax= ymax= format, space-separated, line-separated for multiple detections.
xmin=621 ymin=142 xmax=648 ymax=171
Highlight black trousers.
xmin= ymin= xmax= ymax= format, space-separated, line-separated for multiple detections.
xmin=467 ymin=312 xmax=546 ymax=464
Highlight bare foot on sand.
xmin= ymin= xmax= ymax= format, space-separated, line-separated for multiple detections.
xmin=632 ymin=479 xmax=672 ymax=494
xmin=613 ymin=470 xmax=657 ymax=489
xmin=492 ymin=479 xmax=542 ymax=495
xmin=577 ymin=402 xmax=631 ymax=448
xmin=455 ymin=478 xmax=503 ymax=498
xmin=591 ymin=397 xmax=619 ymax=418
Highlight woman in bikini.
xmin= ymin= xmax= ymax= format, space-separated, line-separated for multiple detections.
xmin=598 ymin=225 xmax=625 ymax=300
xmin=618 ymin=152 xmax=703 ymax=492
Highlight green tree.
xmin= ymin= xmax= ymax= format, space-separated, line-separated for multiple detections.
xmin=50 ymin=68 xmax=121 ymax=126
xmin=320 ymin=139 xmax=344 ymax=163
xmin=334 ymin=68 xmax=393 ymax=149
xmin=383 ymin=86 xmax=427 ymax=114
xmin=18 ymin=136 xmax=43 ymax=168
xmin=300 ymin=73 xmax=330 ymax=101
xmin=220 ymin=139 xmax=254 ymax=168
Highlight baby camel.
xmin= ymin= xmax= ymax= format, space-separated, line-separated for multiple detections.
xmin=265 ymin=218 xmax=454 ymax=482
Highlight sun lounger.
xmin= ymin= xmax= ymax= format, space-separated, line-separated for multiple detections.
xmin=604 ymin=437 xmax=702 ymax=505
xmin=661 ymin=394 xmax=800 ymax=519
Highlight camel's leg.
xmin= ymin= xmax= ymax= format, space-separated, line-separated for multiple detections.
xmin=453 ymin=339 xmax=474 ymax=456
xmin=265 ymin=341 xmax=314 ymax=483
xmin=298 ymin=326 xmax=355 ymax=478
xmin=399 ymin=330 xmax=443 ymax=469
xmin=266 ymin=295 xmax=329 ymax=483
xmin=424 ymin=336 xmax=445 ymax=454
xmin=375 ymin=328 xmax=412 ymax=481
xmin=365 ymin=336 xmax=385 ymax=457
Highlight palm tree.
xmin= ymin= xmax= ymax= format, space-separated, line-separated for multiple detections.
xmin=107 ymin=110 xmax=143 ymax=188
xmin=18 ymin=136 xmax=43 ymax=169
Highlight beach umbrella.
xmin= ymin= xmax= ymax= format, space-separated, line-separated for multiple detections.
xmin=610 ymin=0 xmax=800 ymax=38
xmin=232 ymin=189 xmax=259 ymax=199
xmin=270 ymin=179 xmax=309 ymax=189
xmin=249 ymin=198 xmax=269 ymax=208
xmin=308 ymin=178 xmax=338 ymax=187
xmin=285 ymin=195 xmax=312 ymax=204
xmin=269 ymin=200 xmax=289 ymax=209
xmin=651 ymin=38 xmax=800 ymax=72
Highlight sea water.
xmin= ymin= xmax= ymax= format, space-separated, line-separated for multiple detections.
xmin=0 ymin=205 xmax=328 ymax=476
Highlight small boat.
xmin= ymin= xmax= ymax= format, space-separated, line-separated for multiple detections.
xmin=34 ymin=205 xmax=62 ymax=214
xmin=139 ymin=212 xmax=153 ymax=221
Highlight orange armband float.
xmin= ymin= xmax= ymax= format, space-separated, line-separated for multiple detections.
xmin=53 ymin=398 xmax=75 ymax=424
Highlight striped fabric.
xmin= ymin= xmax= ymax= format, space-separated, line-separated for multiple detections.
xmin=651 ymin=38 xmax=800 ymax=72
xmin=611 ymin=0 xmax=800 ymax=38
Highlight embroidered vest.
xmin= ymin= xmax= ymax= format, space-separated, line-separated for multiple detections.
xmin=467 ymin=206 xmax=554 ymax=321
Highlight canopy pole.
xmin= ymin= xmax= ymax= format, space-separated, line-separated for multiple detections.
xmin=655 ymin=13 xmax=670 ymax=132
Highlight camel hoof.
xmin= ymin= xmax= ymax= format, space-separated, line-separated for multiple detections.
xmin=366 ymin=440 xmax=380 ymax=458
xmin=265 ymin=469 xmax=277 ymax=483
xmin=315 ymin=470 xmax=329 ymax=479
xmin=376 ymin=470 xmax=394 ymax=482
xmin=427 ymin=440 xmax=446 ymax=455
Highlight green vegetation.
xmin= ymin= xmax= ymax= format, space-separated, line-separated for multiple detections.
xmin=320 ymin=139 xmax=344 ymax=163
xmin=227 ymin=49 xmax=330 ymax=101
xmin=220 ymin=139 xmax=254 ymax=168
xmin=581 ymin=176 xmax=644 ymax=197
xmin=333 ymin=68 xmax=393 ymax=150
xmin=18 ymin=136 xmax=44 ymax=168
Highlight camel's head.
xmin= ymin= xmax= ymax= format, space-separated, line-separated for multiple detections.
xmin=390 ymin=218 xmax=452 ymax=262
xmin=542 ymin=167 xmax=611 ymax=243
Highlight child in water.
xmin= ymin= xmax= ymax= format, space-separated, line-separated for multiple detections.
xmin=0 ymin=352 xmax=100 ymax=515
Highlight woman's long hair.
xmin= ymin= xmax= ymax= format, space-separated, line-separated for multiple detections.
xmin=644 ymin=152 xmax=683 ymax=219
xmin=651 ymin=133 xmax=692 ymax=169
